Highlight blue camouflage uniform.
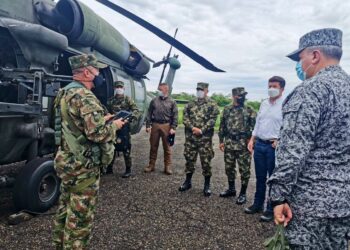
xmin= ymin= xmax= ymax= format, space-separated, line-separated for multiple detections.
xmin=268 ymin=28 xmax=350 ymax=249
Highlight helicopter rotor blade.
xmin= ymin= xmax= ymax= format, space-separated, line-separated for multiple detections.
xmin=96 ymin=0 xmax=225 ymax=72
xmin=153 ymin=59 xmax=167 ymax=68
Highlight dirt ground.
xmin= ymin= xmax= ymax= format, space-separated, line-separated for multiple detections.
xmin=0 ymin=128 xmax=275 ymax=250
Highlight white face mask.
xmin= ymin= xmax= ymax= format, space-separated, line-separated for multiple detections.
xmin=268 ymin=88 xmax=280 ymax=98
xmin=115 ymin=88 xmax=124 ymax=95
xmin=196 ymin=90 xmax=205 ymax=99
xmin=158 ymin=90 xmax=164 ymax=97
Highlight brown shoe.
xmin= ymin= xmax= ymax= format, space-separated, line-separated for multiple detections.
xmin=164 ymin=166 xmax=173 ymax=175
xmin=144 ymin=165 xmax=155 ymax=173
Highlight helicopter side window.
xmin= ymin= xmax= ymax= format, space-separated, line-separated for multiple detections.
xmin=134 ymin=80 xmax=146 ymax=103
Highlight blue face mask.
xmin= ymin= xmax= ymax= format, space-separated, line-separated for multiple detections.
xmin=296 ymin=61 xmax=305 ymax=81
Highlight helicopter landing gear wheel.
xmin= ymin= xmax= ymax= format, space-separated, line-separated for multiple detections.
xmin=13 ymin=158 xmax=60 ymax=213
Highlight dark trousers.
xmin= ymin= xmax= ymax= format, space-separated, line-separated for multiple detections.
xmin=253 ymin=139 xmax=275 ymax=212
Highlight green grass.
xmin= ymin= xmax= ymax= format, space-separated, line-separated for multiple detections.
xmin=177 ymin=104 xmax=223 ymax=131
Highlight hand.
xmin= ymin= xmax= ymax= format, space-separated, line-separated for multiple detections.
xmin=169 ymin=128 xmax=176 ymax=135
xmin=192 ymin=127 xmax=202 ymax=136
xmin=247 ymin=139 xmax=254 ymax=153
xmin=219 ymin=143 xmax=225 ymax=152
xmin=113 ymin=118 xmax=125 ymax=129
xmin=146 ymin=127 xmax=151 ymax=133
xmin=104 ymin=113 xmax=114 ymax=122
xmin=274 ymin=203 xmax=293 ymax=227
xmin=271 ymin=140 xmax=278 ymax=149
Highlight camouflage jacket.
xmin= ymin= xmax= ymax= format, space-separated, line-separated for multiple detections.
xmin=268 ymin=65 xmax=350 ymax=218
xmin=183 ymin=97 xmax=219 ymax=140
xmin=55 ymin=82 xmax=117 ymax=178
xmin=107 ymin=94 xmax=140 ymax=120
xmin=218 ymin=105 xmax=256 ymax=150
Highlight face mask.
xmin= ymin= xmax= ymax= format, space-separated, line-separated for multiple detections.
xmin=93 ymin=74 xmax=104 ymax=88
xmin=296 ymin=61 xmax=305 ymax=81
xmin=157 ymin=90 xmax=164 ymax=97
xmin=115 ymin=88 xmax=124 ymax=95
xmin=235 ymin=95 xmax=245 ymax=107
xmin=196 ymin=90 xmax=205 ymax=99
xmin=268 ymin=88 xmax=280 ymax=98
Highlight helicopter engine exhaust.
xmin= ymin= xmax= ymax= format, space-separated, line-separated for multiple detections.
xmin=35 ymin=0 xmax=151 ymax=76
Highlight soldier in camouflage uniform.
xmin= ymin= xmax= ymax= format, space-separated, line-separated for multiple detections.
xmin=218 ymin=87 xmax=255 ymax=204
xmin=179 ymin=82 xmax=219 ymax=196
xmin=268 ymin=28 xmax=350 ymax=249
xmin=53 ymin=54 xmax=125 ymax=249
xmin=107 ymin=80 xmax=140 ymax=178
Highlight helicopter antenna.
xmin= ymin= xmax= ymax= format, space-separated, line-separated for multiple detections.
xmin=155 ymin=28 xmax=178 ymax=85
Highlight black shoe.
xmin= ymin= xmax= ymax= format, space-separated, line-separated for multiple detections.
xmin=219 ymin=180 xmax=236 ymax=197
xmin=203 ymin=176 xmax=211 ymax=197
xmin=179 ymin=173 xmax=193 ymax=192
xmin=236 ymin=194 xmax=247 ymax=205
xmin=219 ymin=189 xmax=236 ymax=197
xmin=103 ymin=165 xmax=113 ymax=175
xmin=244 ymin=205 xmax=263 ymax=214
xmin=122 ymin=169 xmax=131 ymax=178
xmin=260 ymin=211 xmax=274 ymax=222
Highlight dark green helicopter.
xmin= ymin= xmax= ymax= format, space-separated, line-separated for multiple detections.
xmin=0 ymin=0 xmax=224 ymax=213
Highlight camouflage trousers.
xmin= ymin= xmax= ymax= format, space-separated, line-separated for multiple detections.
xmin=224 ymin=149 xmax=251 ymax=186
xmin=53 ymin=171 xmax=100 ymax=250
xmin=286 ymin=212 xmax=350 ymax=250
xmin=184 ymin=138 xmax=214 ymax=176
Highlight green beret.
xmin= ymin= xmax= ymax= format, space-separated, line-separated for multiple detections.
xmin=68 ymin=54 xmax=107 ymax=70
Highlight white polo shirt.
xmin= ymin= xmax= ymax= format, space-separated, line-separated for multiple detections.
xmin=252 ymin=97 xmax=284 ymax=140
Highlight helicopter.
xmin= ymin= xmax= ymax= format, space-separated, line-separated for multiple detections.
xmin=0 ymin=0 xmax=224 ymax=213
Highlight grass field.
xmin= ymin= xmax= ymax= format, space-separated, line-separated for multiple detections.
xmin=177 ymin=103 xmax=223 ymax=131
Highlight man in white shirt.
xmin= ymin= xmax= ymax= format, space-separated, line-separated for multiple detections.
xmin=245 ymin=76 xmax=285 ymax=222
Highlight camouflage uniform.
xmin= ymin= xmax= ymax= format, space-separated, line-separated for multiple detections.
xmin=107 ymin=81 xmax=139 ymax=174
xmin=53 ymin=54 xmax=118 ymax=250
xmin=218 ymin=87 xmax=255 ymax=201
xmin=183 ymin=87 xmax=219 ymax=177
xmin=268 ymin=29 xmax=350 ymax=249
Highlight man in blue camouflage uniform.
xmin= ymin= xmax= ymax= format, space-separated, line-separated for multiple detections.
xmin=268 ymin=28 xmax=350 ymax=249
xmin=179 ymin=82 xmax=219 ymax=196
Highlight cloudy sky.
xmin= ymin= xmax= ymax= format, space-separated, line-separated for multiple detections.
xmin=84 ymin=0 xmax=350 ymax=101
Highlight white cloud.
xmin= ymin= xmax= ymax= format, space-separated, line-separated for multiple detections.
xmin=83 ymin=0 xmax=350 ymax=100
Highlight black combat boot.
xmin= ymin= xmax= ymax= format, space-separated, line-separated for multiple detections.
xmin=236 ymin=184 xmax=248 ymax=205
xmin=219 ymin=180 xmax=236 ymax=197
xmin=122 ymin=166 xmax=131 ymax=178
xmin=203 ymin=176 xmax=211 ymax=197
xmin=104 ymin=165 xmax=113 ymax=175
xmin=179 ymin=173 xmax=193 ymax=192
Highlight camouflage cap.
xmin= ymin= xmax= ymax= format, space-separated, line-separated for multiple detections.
xmin=68 ymin=54 xmax=108 ymax=70
xmin=287 ymin=28 xmax=342 ymax=61
xmin=232 ymin=87 xmax=247 ymax=96
xmin=113 ymin=80 xmax=124 ymax=88
xmin=196 ymin=82 xmax=209 ymax=90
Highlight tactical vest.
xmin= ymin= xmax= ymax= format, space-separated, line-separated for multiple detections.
xmin=54 ymin=82 xmax=114 ymax=168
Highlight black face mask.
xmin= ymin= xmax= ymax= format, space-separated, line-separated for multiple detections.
xmin=93 ymin=74 xmax=104 ymax=88
xmin=236 ymin=95 xmax=245 ymax=107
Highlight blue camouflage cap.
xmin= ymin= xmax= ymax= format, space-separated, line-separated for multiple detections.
xmin=287 ymin=28 xmax=342 ymax=61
